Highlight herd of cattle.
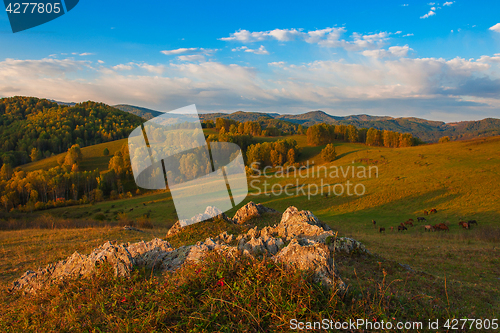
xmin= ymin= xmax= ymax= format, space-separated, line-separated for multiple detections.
xmin=373 ymin=208 xmax=479 ymax=233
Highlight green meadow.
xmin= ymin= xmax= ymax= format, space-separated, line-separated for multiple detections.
xmin=1 ymin=134 xmax=499 ymax=331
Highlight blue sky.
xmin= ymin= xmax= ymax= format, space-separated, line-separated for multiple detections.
xmin=1 ymin=0 xmax=500 ymax=121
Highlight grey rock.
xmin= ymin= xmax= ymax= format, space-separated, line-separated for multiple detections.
xmin=232 ymin=201 xmax=279 ymax=224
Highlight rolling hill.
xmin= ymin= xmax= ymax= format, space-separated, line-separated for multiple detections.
xmin=0 ymin=97 xmax=144 ymax=168
xmin=113 ymin=104 xmax=164 ymax=120
xmin=115 ymin=104 xmax=500 ymax=143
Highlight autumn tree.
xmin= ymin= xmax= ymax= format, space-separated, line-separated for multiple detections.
xmin=306 ymin=124 xmax=334 ymax=146
xmin=30 ymin=148 xmax=41 ymax=162
xmin=321 ymin=144 xmax=337 ymax=162
xmin=439 ymin=136 xmax=450 ymax=143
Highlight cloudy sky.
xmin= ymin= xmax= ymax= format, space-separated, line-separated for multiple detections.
xmin=1 ymin=0 xmax=499 ymax=121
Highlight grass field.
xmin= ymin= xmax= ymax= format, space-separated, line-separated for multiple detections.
xmin=21 ymin=138 xmax=127 ymax=173
xmin=2 ymin=135 xmax=500 ymax=330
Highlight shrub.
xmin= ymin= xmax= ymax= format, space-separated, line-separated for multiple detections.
xmin=439 ymin=136 xmax=451 ymax=143
xmin=103 ymin=147 xmax=110 ymax=156
xmin=94 ymin=213 xmax=106 ymax=221
xmin=137 ymin=216 xmax=154 ymax=229
xmin=321 ymin=144 xmax=337 ymax=162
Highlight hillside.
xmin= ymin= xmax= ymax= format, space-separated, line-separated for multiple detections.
xmin=21 ymin=138 xmax=128 ymax=173
xmin=112 ymin=102 xmax=500 ymax=143
xmin=1 ymin=135 xmax=499 ymax=330
xmin=0 ymin=97 xmax=144 ymax=167
xmin=113 ymin=104 xmax=164 ymax=120
xmin=199 ymin=110 xmax=500 ymax=142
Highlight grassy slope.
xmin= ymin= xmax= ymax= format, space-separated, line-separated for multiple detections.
xmin=1 ymin=135 xmax=499 ymax=330
xmin=21 ymin=138 xmax=127 ymax=173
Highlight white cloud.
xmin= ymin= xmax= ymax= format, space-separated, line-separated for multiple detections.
xmin=420 ymin=10 xmax=436 ymax=19
xmin=362 ymin=45 xmax=412 ymax=58
xmin=268 ymin=61 xmax=286 ymax=67
xmin=220 ymin=27 xmax=392 ymax=51
xmin=161 ymin=48 xmax=199 ymax=55
xmin=401 ymin=4 xmax=409 ymax=6
xmin=232 ymin=45 xmax=269 ymax=55
xmin=177 ymin=55 xmax=206 ymax=62
xmin=403 ymin=33 xmax=414 ymax=37
xmin=489 ymin=23 xmax=500 ymax=33
xmin=161 ymin=48 xmax=216 ymax=56
xmin=97 ymin=60 xmax=104 ymax=64
xmin=1 ymin=55 xmax=499 ymax=120
xmin=443 ymin=1 xmax=454 ymax=6
xmin=112 ymin=64 xmax=132 ymax=71
xmin=78 ymin=53 xmax=93 ymax=56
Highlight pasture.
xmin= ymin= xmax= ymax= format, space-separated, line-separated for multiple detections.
xmin=1 ymin=135 xmax=499 ymax=329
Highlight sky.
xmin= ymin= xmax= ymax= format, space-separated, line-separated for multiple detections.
xmin=1 ymin=0 xmax=500 ymax=122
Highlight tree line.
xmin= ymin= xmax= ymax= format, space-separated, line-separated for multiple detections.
xmin=0 ymin=96 xmax=143 ymax=168
xmin=306 ymin=123 xmax=420 ymax=148
xmin=0 ymin=144 xmax=135 ymax=212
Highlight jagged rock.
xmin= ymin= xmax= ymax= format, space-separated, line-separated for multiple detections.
xmin=329 ymin=237 xmax=368 ymax=255
xmin=159 ymin=238 xmax=237 ymax=272
xmin=232 ymin=201 xmax=279 ymax=224
xmin=127 ymin=238 xmax=173 ymax=268
xmin=274 ymin=238 xmax=346 ymax=291
xmin=166 ymin=220 xmax=183 ymax=237
xmin=213 ymin=231 xmax=234 ymax=244
xmin=11 ymin=205 xmax=366 ymax=296
xmin=274 ymin=206 xmax=332 ymax=241
xmin=10 ymin=241 xmax=134 ymax=294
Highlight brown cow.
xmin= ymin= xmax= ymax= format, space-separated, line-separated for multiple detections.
xmin=430 ymin=208 xmax=438 ymax=214
xmin=398 ymin=225 xmax=408 ymax=232
xmin=372 ymin=220 xmax=377 ymax=225
xmin=459 ymin=221 xmax=470 ymax=229
xmin=433 ymin=223 xmax=449 ymax=231
xmin=408 ymin=218 xmax=414 ymax=222
xmin=424 ymin=210 xmax=429 ymax=215
xmin=379 ymin=227 xmax=385 ymax=233
xmin=424 ymin=225 xmax=435 ymax=232
xmin=404 ymin=220 xmax=414 ymax=227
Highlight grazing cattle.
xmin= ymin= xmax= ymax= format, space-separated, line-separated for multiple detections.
xmin=433 ymin=223 xmax=449 ymax=232
xmin=129 ymin=208 xmax=134 ymax=212
xmin=404 ymin=220 xmax=414 ymax=227
xmin=398 ymin=225 xmax=408 ymax=232
xmin=408 ymin=218 xmax=414 ymax=222
xmin=458 ymin=221 xmax=469 ymax=229
xmin=430 ymin=208 xmax=438 ymax=214
xmin=424 ymin=210 xmax=429 ymax=216
xmin=424 ymin=225 xmax=435 ymax=232
xmin=468 ymin=220 xmax=478 ymax=226
xmin=417 ymin=217 xmax=427 ymax=222
xmin=390 ymin=227 xmax=394 ymax=232
xmin=379 ymin=227 xmax=385 ymax=233
xmin=372 ymin=220 xmax=376 ymax=225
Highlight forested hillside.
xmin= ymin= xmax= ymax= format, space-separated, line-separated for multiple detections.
xmin=0 ymin=97 xmax=144 ymax=167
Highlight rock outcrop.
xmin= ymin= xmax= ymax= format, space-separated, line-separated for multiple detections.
xmin=11 ymin=239 xmax=172 ymax=294
xmin=11 ymin=205 xmax=366 ymax=295
xmin=232 ymin=201 xmax=279 ymax=224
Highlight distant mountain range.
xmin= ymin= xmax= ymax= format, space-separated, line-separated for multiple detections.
xmin=113 ymin=104 xmax=164 ymax=120
xmin=114 ymin=105 xmax=500 ymax=143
